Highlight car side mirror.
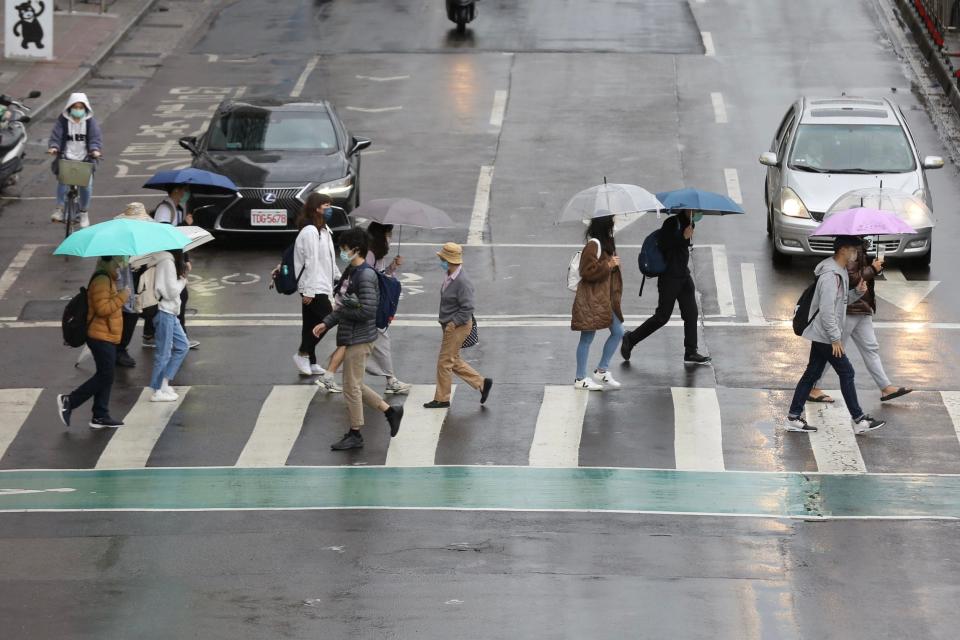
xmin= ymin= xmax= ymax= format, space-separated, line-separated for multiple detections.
xmin=759 ymin=152 xmax=779 ymax=167
xmin=27 ymin=90 xmax=41 ymax=99
xmin=327 ymin=205 xmax=351 ymax=230
xmin=350 ymin=136 xmax=372 ymax=155
xmin=922 ymin=155 xmax=945 ymax=169
xmin=178 ymin=136 xmax=199 ymax=155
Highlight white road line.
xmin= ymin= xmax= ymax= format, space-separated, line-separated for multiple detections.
xmin=724 ymin=168 xmax=743 ymax=204
xmin=710 ymin=245 xmax=736 ymax=317
xmin=467 ymin=165 xmax=494 ymax=246
xmin=740 ymin=263 xmax=765 ymax=324
xmin=96 ymin=387 xmax=189 ymax=469
xmin=672 ymin=388 xmax=724 ymax=471
xmin=206 ymin=54 xmax=219 ymax=62
xmin=290 ymin=55 xmax=320 ymax=98
xmin=0 ymin=389 xmax=41 ymax=461
xmin=710 ymin=92 xmax=728 ymax=124
xmin=807 ymin=394 xmax=866 ymax=473
xmin=235 ymin=385 xmax=317 ymax=467
xmin=702 ymin=31 xmax=715 ymax=56
xmin=345 ymin=106 xmax=403 ymax=113
xmin=941 ymin=392 xmax=960 ymax=447
xmin=529 ymin=386 xmax=589 ymax=467
xmin=0 ymin=244 xmax=43 ymax=300
xmin=0 ymin=194 xmax=164 ymax=201
xmin=489 ymin=89 xmax=508 ymax=128
xmin=385 ymin=385 xmax=453 ymax=467
xmin=356 ymin=74 xmax=410 ymax=82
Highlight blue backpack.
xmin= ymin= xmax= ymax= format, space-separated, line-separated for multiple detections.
xmin=637 ymin=229 xmax=667 ymax=296
xmin=374 ymin=269 xmax=402 ymax=329
xmin=272 ymin=243 xmax=303 ymax=295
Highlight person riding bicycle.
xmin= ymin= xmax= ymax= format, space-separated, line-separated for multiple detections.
xmin=48 ymin=92 xmax=102 ymax=228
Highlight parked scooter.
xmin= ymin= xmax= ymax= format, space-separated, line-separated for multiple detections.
xmin=0 ymin=90 xmax=41 ymax=190
xmin=445 ymin=0 xmax=476 ymax=34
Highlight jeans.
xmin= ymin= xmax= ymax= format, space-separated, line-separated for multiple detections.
xmin=815 ymin=314 xmax=891 ymax=390
xmin=789 ymin=341 xmax=864 ymax=419
xmin=576 ymin=315 xmax=625 ymax=380
xmin=627 ymin=274 xmax=698 ymax=354
xmin=68 ymin=338 xmax=116 ymax=419
xmin=149 ymin=311 xmax=189 ymax=390
xmin=56 ymin=179 xmax=92 ymax=211
xmin=299 ymin=294 xmax=332 ymax=364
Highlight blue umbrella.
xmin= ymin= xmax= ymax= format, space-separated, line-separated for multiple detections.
xmin=655 ymin=188 xmax=745 ymax=215
xmin=143 ymin=168 xmax=239 ymax=195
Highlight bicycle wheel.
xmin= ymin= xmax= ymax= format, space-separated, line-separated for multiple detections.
xmin=63 ymin=193 xmax=77 ymax=239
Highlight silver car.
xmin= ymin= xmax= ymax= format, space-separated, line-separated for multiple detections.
xmin=760 ymin=96 xmax=943 ymax=265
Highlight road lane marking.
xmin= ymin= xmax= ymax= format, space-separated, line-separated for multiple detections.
xmin=467 ymin=165 xmax=494 ymax=246
xmin=529 ymin=386 xmax=588 ymax=467
xmin=235 ymin=385 xmax=318 ymax=467
xmin=875 ymin=267 xmax=939 ymax=312
xmin=489 ymin=89 xmax=508 ymax=128
xmin=740 ymin=263 xmax=765 ymax=324
xmin=941 ymin=392 xmax=960 ymax=447
xmin=807 ymin=394 xmax=866 ymax=473
xmin=0 ymin=487 xmax=74 ymax=496
xmin=672 ymin=388 xmax=724 ymax=471
xmin=0 ymin=389 xmax=41 ymax=462
xmin=0 ymin=244 xmax=44 ymax=300
xmin=1 ymin=194 xmax=164 ymax=201
xmin=356 ymin=74 xmax=410 ymax=82
xmin=724 ymin=168 xmax=743 ymax=204
xmin=702 ymin=31 xmax=715 ymax=56
xmin=385 ymin=385 xmax=454 ymax=467
xmin=710 ymin=245 xmax=736 ymax=317
xmin=96 ymin=387 xmax=190 ymax=469
xmin=290 ymin=55 xmax=320 ymax=98
xmin=345 ymin=106 xmax=403 ymax=113
xmin=711 ymin=92 xmax=728 ymax=123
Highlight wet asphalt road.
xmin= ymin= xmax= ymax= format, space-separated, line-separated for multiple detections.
xmin=3 ymin=0 xmax=960 ymax=637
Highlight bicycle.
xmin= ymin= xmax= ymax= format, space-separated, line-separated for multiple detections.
xmin=56 ymin=158 xmax=96 ymax=238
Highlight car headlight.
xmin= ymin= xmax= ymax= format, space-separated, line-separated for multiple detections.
xmin=779 ymin=187 xmax=810 ymax=219
xmin=913 ymin=188 xmax=926 ymax=202
xmin=312 ymin=175 xmax=354 ymax=196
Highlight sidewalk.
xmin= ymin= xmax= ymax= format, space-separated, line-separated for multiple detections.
xmin=0 ymin=0 xmax=157 ymax=119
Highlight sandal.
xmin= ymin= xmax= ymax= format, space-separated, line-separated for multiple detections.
xmin=881 ymin=387 xmax=912 ymax=402
xmin=808 ymin=394 xmax=834 ymax=403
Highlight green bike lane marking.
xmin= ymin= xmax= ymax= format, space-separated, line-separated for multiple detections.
xmin=0 ymin=466 xmax=959 ymax=519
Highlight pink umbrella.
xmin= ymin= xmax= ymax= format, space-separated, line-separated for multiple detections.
xmin=810 ymin=207 xmax=916 ymax=236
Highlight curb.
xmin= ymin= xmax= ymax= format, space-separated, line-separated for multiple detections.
xmin=893 ymin=0 xmax=960 ymax=115
xmin=30 ymin=0 xmax=161 ymax=121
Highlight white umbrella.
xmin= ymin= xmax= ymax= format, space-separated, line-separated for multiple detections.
xmin=827 ymin=187 xmax=934 ymax=229
xmin=558 ymin=181 xmax=662 ymax=231
xmin=130 ymin=226 xmax=214 ymax=269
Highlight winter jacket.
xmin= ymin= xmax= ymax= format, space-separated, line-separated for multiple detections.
xmin=659 ymin=214 xmax=691 ymax=278
xmin=295 ymin=224 xmax=339 ymax=297
xmin=323 ymin=264 xmax=379 ymax=346
xmin=48 ymin=93 xmax=102 ymax=161
xmin=571 ymin=239 xmax=624 ymax=332
xmin=153 ymin=252 xmax=186 ymax=316
xmin=846 ymin=246 xmax=878 ymax=315
xmin=802 ymin=257 xmax=864 ymax=344
xmin=438 ymin=270 xmax=475 ymax=327
xmin=86 ymin=273 xmax=128 ymax=344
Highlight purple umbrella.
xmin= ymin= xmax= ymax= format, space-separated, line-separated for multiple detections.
xmin=810 ymin=207 xmax=916 ymax=237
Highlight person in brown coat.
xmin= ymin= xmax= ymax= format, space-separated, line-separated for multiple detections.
xmin=571 ymin=214 xmax=624 ymax=390
xmin=809 ymin=240 xmax=912 ymax=404
xmin=57 ymin=256 xmax=128 ymax=429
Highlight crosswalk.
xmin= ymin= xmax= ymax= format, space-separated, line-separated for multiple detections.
xmin=2 ymin=384 xmax=960 ymax=473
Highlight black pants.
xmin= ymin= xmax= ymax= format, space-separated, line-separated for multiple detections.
xmin=119 ymin=311 xmax=139 ymax=351
xmin=300 ymin=294 xmax=332 ymax=364
xmin=143 ymin=288 xmax=189 ymax=339
xmin=68 ymin=338 xmax=116 ymax=419
xmin=626 ymin=274 xmax=699 ymax=354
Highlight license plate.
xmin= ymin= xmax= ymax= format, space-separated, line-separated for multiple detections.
xmin=251 ymin=209 xmax=287 ymax=226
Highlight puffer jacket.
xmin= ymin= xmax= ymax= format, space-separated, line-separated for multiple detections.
xmin=87 ymin=273 xmax=128 ymax=344
xmin=571 ymin=239 xmax=623 ymax=332
xmin=847 ymin=246 xmax=878 ymax=315
xmin=323 ymin=264 xmax=379 ymax=346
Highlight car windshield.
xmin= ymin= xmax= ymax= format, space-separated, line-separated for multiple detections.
xmin=207 ymin=109 xmax=338 ymax=152
xmin=788 ymin=124 xmax=916 ymax=173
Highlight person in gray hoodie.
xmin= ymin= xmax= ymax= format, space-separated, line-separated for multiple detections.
xmin=786 ymin=235 xmax=886 ymax=435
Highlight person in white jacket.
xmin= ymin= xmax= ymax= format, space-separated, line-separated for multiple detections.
xmin=149 ymin=250 xmax=189 ymax=402
xmin=292 ymin=193 xmax=340 ymax=376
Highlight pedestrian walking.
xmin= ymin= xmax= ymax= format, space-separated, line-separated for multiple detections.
xmin=364 ymin=222 xmax=411 ymax=395
xmin=423 ymin=242 xmax=493 ymax=409
xmin=786 ymin=235 xmax=886 ymax=434
xmin=56 ymin=256 xmax=128 ymax=429
xmin=808 ymin=240 xmax=911 ymax=403
xmin=621 ymin=211 xmax=711 ymax=365
xmin=112 ymin=202 xmax=154 ymax=368
xmin=147 ymin=250 xmax=190 ymax=403
xmin=571 ymin=214 xmax=625 ymax=390
xmin=313 ymin=228 xmax=403 ymax=450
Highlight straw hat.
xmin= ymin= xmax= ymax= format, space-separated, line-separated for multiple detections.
xmin=114 ymin=202 xmax=152 ymax=221
xmin=436 ymin=242 xmax=463 ymax=265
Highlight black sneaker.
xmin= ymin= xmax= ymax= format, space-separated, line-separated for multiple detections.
xmin=331 ymin=430 xmax=364 ymax=450
xmin=785 ymin=415 xmax=817 ymax=433
xmin=684 ymin=352 xmax=712 ymax=365
xmin=385 ymin=406 xmax=403 ymax=437
xmin=480 ymin=378 xmax=493 ymax=405
xmin=116 ymin=350 xmax=136 ymax=368
xmin=620 ymin=336 xmax=633 ymax=361
xmin=89 ymin=416 xmax=124 ymax=429
xmin=142 ymin=336 xmax=156 ymax=348
xmin=852 ymin=415 xmax=886 ymax=435
xmin=56 ymin=394 xmax=72 ymax=428
xmin=423 ymin=400 xmax=450 ymax=409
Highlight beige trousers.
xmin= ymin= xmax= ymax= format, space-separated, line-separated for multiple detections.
xmin=434 ymin=320 xmax=484 ymax=402
xmin=343 ymin=342 xmax=389 ymax=428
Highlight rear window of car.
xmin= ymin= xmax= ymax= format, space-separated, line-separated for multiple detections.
xmin=788 ymin=123 xmax=916 ymax=173
xmin=207 ymin=109 xmax=339 ymax=152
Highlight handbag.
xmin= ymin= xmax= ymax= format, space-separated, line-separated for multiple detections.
xmin=461 ymin=314 xmax=479 ymax=348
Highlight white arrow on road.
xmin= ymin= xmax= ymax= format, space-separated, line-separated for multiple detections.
xmin=0 ymin=487 xmax=75 ymax=497
xmin=874 ymin=268 xmax=939 ymax=312
xmin=355 ymin=74 xmax=410 ymax=82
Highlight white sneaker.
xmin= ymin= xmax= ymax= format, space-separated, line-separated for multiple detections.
xmin=187 ymin=339 xmax=200 ymax=350
xmin=150 ymin=388 xmax=178 ymax=402
xmin=852 ymin=415 xmax=886 ymax=435
xmin=78 ymin=211 xmax=90 ymax=228
xmin=574 ymin=378 xmax=604 ymax=391
xmin=51 ymin=208 xmax=64 ymax=223
xmin=593 ymin=369 xmax=621 ymax=389
xmin=385 ymin=378 xmax=412 ymax=395
xmin=310 ymin=364 xmax=326 ymax=375
xmin=160 ymin=382 xmax=179 ymax=401
xmin=316 ymin=374 xmax=342 ymax=393
xmin=293 ymin=354 xmax=312 ymax=376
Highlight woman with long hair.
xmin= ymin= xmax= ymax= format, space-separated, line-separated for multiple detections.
xmin=148 ymin=249 xmax=189 ymax=402
xmin=570 ymin=213 xmax=624 ymax=390
xmin=363 ymin=222 xmax=411 ymax=395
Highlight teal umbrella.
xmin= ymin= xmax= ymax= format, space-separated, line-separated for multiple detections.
xmin=54 ymin=219 xmax=189 ymax=257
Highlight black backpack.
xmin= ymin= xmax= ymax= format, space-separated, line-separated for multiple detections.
xmin=637 ymin=228 xmax=668 ymax=296
xmin=792 ymin=273 xmax=841 ymax=336
xmin=62 ymin=272 xmax=104 ymax=347
xmin=272 ymin=243 xmax=304 ymax=295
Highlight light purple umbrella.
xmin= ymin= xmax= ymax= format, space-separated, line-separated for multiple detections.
xmin=810 ymin=207 xmax=916 ymax=237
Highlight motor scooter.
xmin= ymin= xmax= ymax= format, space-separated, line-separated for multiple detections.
xmin=0 ymin=90 xmax=41 ymax=190
xmin=445 ymin=0 xmax=476 ymax=34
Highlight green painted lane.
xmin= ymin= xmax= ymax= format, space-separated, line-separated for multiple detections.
xmin=0 ymin=467 xmax=959 ymax=518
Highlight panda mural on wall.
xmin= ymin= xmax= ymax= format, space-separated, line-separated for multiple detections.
xmin=12 ymin=1 xmax=46 ymax=49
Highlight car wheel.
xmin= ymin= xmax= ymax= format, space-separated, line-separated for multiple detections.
xmin=766 ymin=209 xmax=772 ymax=237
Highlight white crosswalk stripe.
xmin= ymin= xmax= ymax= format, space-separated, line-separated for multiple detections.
xmin=806 ymin=391 xmax=866 ymax=474
xmin=236 ymin=385 xmax=318 ymax=467
xmin=96 ymin=387 xmax=190 ymax=469
xmin=385 ymin=385 xmax=453 ymax=467
xmin=940 ymin=391 xmax=960 ymax=447
xmin=672 ymin=387 xmax=725 ymax=471
xmin=0 ymin=388 xmax=41 ymax=460
xmin=529 ymin=385 xmax=589 ymax=467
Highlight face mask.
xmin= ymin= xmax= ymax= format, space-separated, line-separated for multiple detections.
xmin=181 ymin=190 xmax=191 ymax=205
xmin=339 ymin=249 xmax=352 ymax=263
xmin=322 ymin=207 xmax=333 ymax=222
xmin=439 ymin=260 xmax=449 ymax=272
xmin=70 ymin=108 xmax=86 ymax=119
xmin=692 ymin=212 xmax=704 ymax=224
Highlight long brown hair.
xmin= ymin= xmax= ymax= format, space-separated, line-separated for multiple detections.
xmin=586 ymin=215 xmax=616 ymax=256
xmin=297 ymin=192 xmax=333 ymax=230
xmin=171 ymin=249 xmax=187 ymax=279
xmin=367 ymin=221 xmax=393 ymax=261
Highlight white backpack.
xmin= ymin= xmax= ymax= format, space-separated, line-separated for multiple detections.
xmin=566 ymin=238 xmax=601 ymax=292
xmin=134 ymin=265 xmax=159 ymax=314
